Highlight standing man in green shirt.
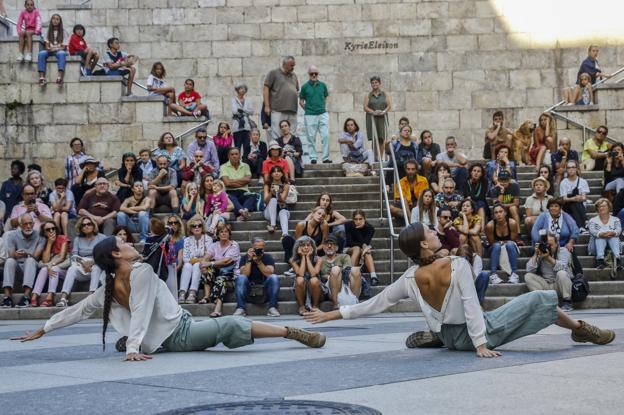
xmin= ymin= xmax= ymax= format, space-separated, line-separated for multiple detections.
xmin=299 ymin=65 xmax=331 ymax=164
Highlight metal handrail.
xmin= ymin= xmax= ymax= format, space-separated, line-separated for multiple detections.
xmin=105 ymin=119 xmax=212 ymax=178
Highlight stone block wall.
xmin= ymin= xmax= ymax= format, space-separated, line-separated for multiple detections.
xmin=2 ymin=0 xmax=624 ymax=175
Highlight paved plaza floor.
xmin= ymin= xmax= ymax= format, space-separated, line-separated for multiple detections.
xmin=1 ymin=310 xmax=623 ymax=414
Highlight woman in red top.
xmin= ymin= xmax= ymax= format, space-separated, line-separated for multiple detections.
xmin=68 ymin=24 xmax=99 ymax=75
xmin=529 ymin=113 xmax=557 ymax=170
xmin=172 ymin=79 xmax=208 ymax=118
xmin=213 ymin=122 xmax=234 ymax=166
xmin=31 ymin=221 xmax=71 ymax=307
xmin=262 ymin=141 xmax=291 ymax=183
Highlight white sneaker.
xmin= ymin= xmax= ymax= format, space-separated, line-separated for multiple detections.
xmin=16 ymin=53 xmax=24 ymax=62
xmin=284 ymin=268 xmax=295 ymax=277
xmin=267 ymin=307 xmax=281 ymax=317
xmin=489 ymin=273 xmax=503 ymax=285
xmin=509 ymin=273 xmax=520 ymax=284
xmin=24 ymin=53 xmax=32 ymax=62
xmin=233 ymin=307 xmax=246 ymax=316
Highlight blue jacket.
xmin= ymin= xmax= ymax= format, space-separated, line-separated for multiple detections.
xmin=531 ymin=212 xmax=579 ymax=246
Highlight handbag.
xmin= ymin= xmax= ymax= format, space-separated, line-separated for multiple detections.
xmin=285 ymin=185 xmax=298 ymax=204
xmin=571 ymin=273 xmax=590 ymax=303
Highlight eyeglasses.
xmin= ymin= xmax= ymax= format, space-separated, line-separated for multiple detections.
xmin=43 ymin=227 xmax=56 ymax=233
xmin=566 ymin=166 xmax=577 ymax=169
xmin=96 ymin=182 xmax=108 ymax=186
xmin=191 ymin=224 xmax=203 ymax=229
xmin=81 ymin=222 xmax=94 ymax=228
xmin=440 ymin=215 xmax=452 ymax=219
xmin=167 ymin=221 xmax=179 ymax=225
xmin=21 ymin=222 xmax=34 ymax=227
xmin=597 ymin=130 xmax=607 ymax=135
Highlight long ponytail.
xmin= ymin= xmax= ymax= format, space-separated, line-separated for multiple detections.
xmin=101 ymin=271 xmax=114 ymax=351
xmin=92 ymin=236 xmax=119 ymax=351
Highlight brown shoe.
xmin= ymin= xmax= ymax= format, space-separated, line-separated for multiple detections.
xmin=285 ymin=326 xmax=326 ymax=348
xmin=571 ymin=320 xmax=616 ymax=345
xmin=405 ymin=331 xmax=444 ymax=349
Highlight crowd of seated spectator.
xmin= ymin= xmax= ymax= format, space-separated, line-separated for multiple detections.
xmin=4 ymin=28 xmax=622 ymax=316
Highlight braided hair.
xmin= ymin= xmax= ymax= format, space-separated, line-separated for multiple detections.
xmin=92 ymin=236 xmax=119 ymax=351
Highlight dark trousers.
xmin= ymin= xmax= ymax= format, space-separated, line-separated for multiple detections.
xmin=233 ymin=131 xmax=249 ymax=150
xmin=563 ymin=202 xmax=587 ymax=229
xmin=244 ymin=158 xmax=265 ymax=178
xmin=227 ymin=190 xmax=257 ymax=213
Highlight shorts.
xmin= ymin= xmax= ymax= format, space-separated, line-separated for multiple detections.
xmin=155 ymin=191 xmax=171 ymax=207
xmin=74 ymin=51 xmax=87 ymax=59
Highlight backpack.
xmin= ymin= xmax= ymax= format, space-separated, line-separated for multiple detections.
xmin=142 ymin=236 xmax=169 ymax=282
xmin=571 ymin=273 xmax=590 ymax=303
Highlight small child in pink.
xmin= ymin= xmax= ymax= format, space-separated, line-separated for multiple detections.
xmin=16 ymin=0 xmax=42 ymax=62
xmin=204 ymin=180 xmax=229 ymax=235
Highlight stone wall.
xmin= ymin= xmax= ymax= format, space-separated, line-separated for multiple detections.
xmin=2 ymin=0 xmax=624 ymax=176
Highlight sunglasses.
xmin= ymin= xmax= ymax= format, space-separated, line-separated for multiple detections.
xmin=190 ymin=224 xmax=203 ymax=229
xmin=309 ymin=72 xmax=319 ymax=76
xmin=81 ymin=222 xmax=94 ymax=228
xmin=597 ymin=130 xmax=607 ymax=135
xmin=23 ymin=192 xmax=35 ymax=196
xmin=167 ymin=221 xmax=179 ymax=225
xmin=43 ymin=227 xmax=56 ymax=233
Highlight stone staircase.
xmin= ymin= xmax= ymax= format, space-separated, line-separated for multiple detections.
xmin=3 ymin=162 xmax=624 ymax=320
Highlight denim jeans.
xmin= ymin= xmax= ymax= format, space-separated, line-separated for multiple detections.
xmin=227 ymin=190 xmax=257 ymax=213
xmin=116 ymin=211 xmax=150 ymax=241
xmin=235 ymin=274 xmax=279 ymax=309
xmin=490 ymin=241 xmax=518 ymax=273
xmin=38 ymin=50 xmax=67 ymax=73
xmin=475 ymin=271 xmax=490 ymax=302
xmin=594 ymin=237 xmax=621 ymax=259
xmin=304 ymin=112 xmax=330 ymax=161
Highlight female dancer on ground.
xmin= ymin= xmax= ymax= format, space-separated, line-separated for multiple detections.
xmin=13 ymin=236 xmax=325 ymax=360
xmin=304 ymin=223 xmax=614 ymax=356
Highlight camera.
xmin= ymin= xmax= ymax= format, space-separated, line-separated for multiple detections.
xmin=609 ymin=151 xmax=618 ymax=158
xmin=233 ymin=111 xmax=246 ymax=129
xmin=537 ymin=230 xmax=550 ymax=255
xmin=254 ymin=248 xmax=263 ymax=257
xmin=165 ymin=226 xmax=174 ymax=235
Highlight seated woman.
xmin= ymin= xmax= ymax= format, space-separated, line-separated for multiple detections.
xmin=56 ymin=216 xmax=107 ymax=307
xmin=588 ymin=198 xmax=622 ymax=271
xmin=27 ymin=170 xmax=52 ymax=206
xmin=146 ymin=62 xmax=177 ymax=116
xmin=537 ymin=164 xmax=556 ymax=196
xmin=458 ymin=163 xmax=489 ymax=225
xmin=345 ymin=209 xmax=378 ymax=286
xmin=529 ymin=113 xmax=557 ymax=169
xmin=71 ymin=157 xmax=104 ymax=206
xmin=30 ymin=221 xmax=70 ymax=307
xmin=213 ymin=122 xmax=235 ymax=166
xmin=115 ymin=152 xmax=143 ymax=202
xmin=416 ymin=130 xmax=441 ymax=177
xmin=308 ymin=193 xmax=347 ymax=251
xmin=604 ymin=143 xmax=624 ymax=195
xmin=13 ymin=237 xmax=326 ymax=361
xmin=453 ymin=199 xmax=482 ymax=256
xmin=178 ymin=216 xmax=212 ymax=304
xmin=277 ymin=120 xmax=304 ymax=179
xmin=290 ymin=236 xmax=323 ymax=315
xmin=142 ymin=217 xmax=185 ymax=299
xmin=113 ymin=226 xmax=135 ymax=245
xmin=263 ymin=166 xmax=290 ymax=236
xmin=49 ymin=178 xmax=76 ymax=236
xmin=200 ymin=223 xmax=240 ymax=317
xmin=338 ymin=118 xmax=374 ymax=167
xmin=117 ymin=181 xmax=151 ymax=243
xmin=153 ymin=132 xmax=187 ymax=179
xmin=37 ymin=14 xmax=68 ymax=86
xmin=295 ymin=206 xmax=329 ymax=256
xmin=564 ymin=72 xmax=594 ymax=105
xmin=428 ymin=162 xmax=451 ymax=194
xmin=484 ymin=203 xmax=520 ymax=285
xmin=303 ymin=223 xmax=614 ymax=353
xmin=411 ymin=188 xmax=437 ymax=227
xmin=559 ymin=160 xmax=589 ymax=231
xmin=523 ymin=177 xmax=553 ymax=237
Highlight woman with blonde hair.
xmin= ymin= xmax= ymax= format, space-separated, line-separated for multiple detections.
xmin=588 ymin=198 xmax=622 ymax=271
xmin=178 ymin=215 xmax=212 ymax=304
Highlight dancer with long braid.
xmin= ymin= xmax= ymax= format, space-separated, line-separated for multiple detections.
xmin=305 ymin=223 xmax=615 ymax=357
xmin=12 ymin=236 xmax=325 ymax=360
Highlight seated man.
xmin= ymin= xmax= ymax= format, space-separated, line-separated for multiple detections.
xmin=485 ymin=144 xmax=516 ymax=186
xmin=242 ymin=128 xmax=268 ymax=182
xmin=434 ymin=178 xmax=463 ymax=218
xmin=435 ymin=207 xmax=460 ymax=256
xmin=220 ymin=148 xmax=256 ymax=221
xmin=525 ymin=231 xmax=574 ymax=312
xmin=484 ymin=110 xmax=513 ymax=160
xmin=186 ymin=128 xmax=220 ymax=174
xmin=581 ymin=126 xmax=610 ymax=171
xmin=9 ymin=184 xmax=53 ymax=232
xmin=435 ymin=136 xmax=468 ymax=184
xmin=234 ymin=237 xmax=280 ymax=317
xmin=77 ymin=178 xmax=120 ymax=235
xmin=148 ymin=156 xmax=180 ymax=213
xmin=551 ymin=137 xmax=579 ymax=183
xmin=390 ymin=159 xmax=429 ymax=221
xmin=320 ymin=235 xmax=362 ymax=309
xmin=2 ymin=213 xmax=44 ymax=308
xmin=488 ymin=170 xmax=520 ymax=225
xmin=117 ymin=181 xmax=151 ymax=243
xmin=101 ymin=37 xmax=137 ymax=96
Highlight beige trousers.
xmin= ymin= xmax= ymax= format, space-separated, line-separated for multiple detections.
xmin=524 ymin=271 xmax=572 ymax=301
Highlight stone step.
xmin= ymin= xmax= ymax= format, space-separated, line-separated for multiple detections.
xmin=3 ymin=293 xmax=623 ymax=320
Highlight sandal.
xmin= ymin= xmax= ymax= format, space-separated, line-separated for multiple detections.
xmin=298 ymin=306 xmax=307 ymax=316
xmin=209 ymin=311 xmax=222 ymax=318
xmin=55 ymin=77 xmax=63 ymax=85
xmin=267 ymin=225 xmax=275 ymax=233
xmin=198 ymin=297 xmax=209 ymax=304
xmin=38 ymin=77 xmax=47 ymax=86
xmin=41 ymin=298 xmax=54 ymax=307
xmin=186 ymin=292 xmax=197 ymax=304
